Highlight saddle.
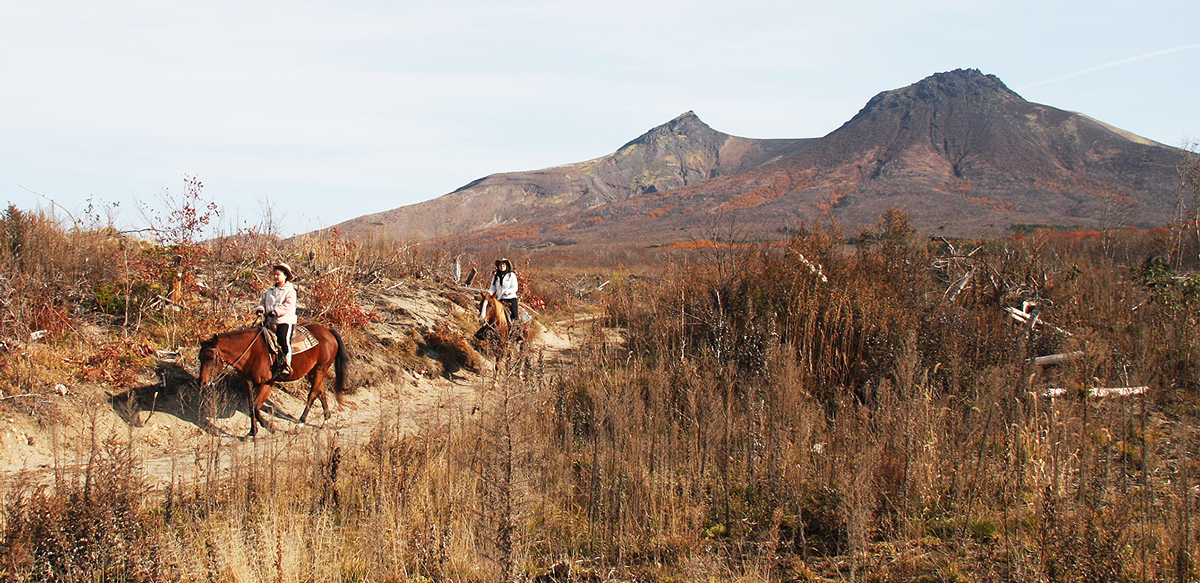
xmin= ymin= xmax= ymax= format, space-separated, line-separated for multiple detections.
xmin=261 ymin=324 xmax=319 ymax=356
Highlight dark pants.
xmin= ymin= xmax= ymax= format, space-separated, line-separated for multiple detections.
xmin=274 ymin=323 xmax=293 ymax=367
xmin=500 ymin=298 xmax=519 ymax=322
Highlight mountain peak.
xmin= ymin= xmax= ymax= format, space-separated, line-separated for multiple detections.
xmin=670 ymin=110 xmax=702 ymax=125
xmin=852 ymin=68 xmax=1021 ymax=120
xmin=913 ymin=68 xmax=1017 ymax=99
xmin=621 ymin=111 xmax=722 ymax=150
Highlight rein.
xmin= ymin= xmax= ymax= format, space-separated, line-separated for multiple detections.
xmin=209 ymin=330 xmax=260 ymax=383
xmin=223 ymin=330 xmax=259 ymax=369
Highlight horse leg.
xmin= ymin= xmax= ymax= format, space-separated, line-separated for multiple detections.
xmin=249 ymin=383 xmax=274 ymax=435
xmin=317 ymin=369 xmax=332 ymax=420
xmin=301 ymin=366 xmax=332 ymax=423
xmin=300 ymin=369 xmax=320 ymax=424
xmin=246 ymin=382 xmax=260 ymax=437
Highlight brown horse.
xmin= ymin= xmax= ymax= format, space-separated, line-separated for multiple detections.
xmin=478 ymin=292 xmax=512 ymax=341
xmin=198 ymin=323 xmax=348 ymax=437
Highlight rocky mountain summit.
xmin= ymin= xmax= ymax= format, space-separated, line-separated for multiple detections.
xmin=785 ymin=69 xmax=1182 ymax=226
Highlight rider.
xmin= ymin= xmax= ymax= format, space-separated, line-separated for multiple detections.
xmin=489 ymin=258 xmax=520 ymax=322
xmin=255 ymin=263 xmax=297 ymax=381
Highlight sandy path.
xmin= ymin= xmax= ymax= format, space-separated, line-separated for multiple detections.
xmin=0 ymin=321 xmax=582 ymax=492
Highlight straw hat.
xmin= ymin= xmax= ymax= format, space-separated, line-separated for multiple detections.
xmin=272 ymin=263 xmax=294 ymax=282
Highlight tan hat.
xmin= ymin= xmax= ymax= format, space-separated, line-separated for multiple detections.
xmin=273 ymin=263 xmax=294 ymax=282
xmin=495 ymin=258 xmax=511 ymax=270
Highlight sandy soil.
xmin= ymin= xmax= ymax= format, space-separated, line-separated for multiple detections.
xmin=0 ymin=282 xmax=598 ymax=492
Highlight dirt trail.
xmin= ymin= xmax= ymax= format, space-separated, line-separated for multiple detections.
xmin=0 ymin=282 xmax=603 ymax=492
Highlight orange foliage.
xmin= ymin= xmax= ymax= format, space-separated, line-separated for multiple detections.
xmin=664 ymin=239 xmax=728 ymax=250
xmin=661 ymin=239 xmax=786 ymax=250
xmin=75 ymin=342 xmax=155 ymax=386
xmin=945 ymin=178 xmax=974 ymax=194
xmin=813 ymin=182 xmax=855 ymax=217
xmin=480 ymin=226 xmax=540 ymax=244
xmin=965 ymin=195 xmax=1015 ymax=212
xmin=714 ymin=171 xmax=814 ymax=213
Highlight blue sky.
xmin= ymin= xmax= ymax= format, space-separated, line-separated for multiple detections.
xmin=2 ymin=1 xmax=1197 ymax=235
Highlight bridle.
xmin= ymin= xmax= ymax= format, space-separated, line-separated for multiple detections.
xmin=203 ymin=330 xmax=259 ymax=385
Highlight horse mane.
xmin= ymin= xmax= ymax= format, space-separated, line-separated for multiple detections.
xmin=481 ymin=292 xmax=510 ymax=336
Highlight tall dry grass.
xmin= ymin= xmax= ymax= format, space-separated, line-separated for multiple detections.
xmin=1 ymin=204 xmax=1199 ymax=581
xmin=578 ymin=212 xmax=1198 ymax=581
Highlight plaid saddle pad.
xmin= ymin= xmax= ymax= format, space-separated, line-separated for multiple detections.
xmin=261 ymin=324 xmax=320 ymax=355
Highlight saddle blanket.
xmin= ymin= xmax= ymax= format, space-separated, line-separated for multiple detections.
xmin=261 ymin=324 xmax=320 ymax=355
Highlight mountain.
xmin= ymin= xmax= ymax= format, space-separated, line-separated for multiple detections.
xmin=334 ymin=69 xmax=1188 ymax=246
xmin=337 ymin=111 xmax=812 ymax=241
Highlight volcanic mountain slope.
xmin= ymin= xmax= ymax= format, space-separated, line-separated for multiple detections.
xmin=734 ymin=68 xmax=1185 ymax=234
xmin=336 ymin=69 xmax=1188 ymax=246
xmin=547 ymin=69 xmax=1188 ymax=243
xmin=337 ymin=112 xmax=812 ymax=241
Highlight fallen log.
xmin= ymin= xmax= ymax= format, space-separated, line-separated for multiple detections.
xmin=945 ymin=269 xmax=973 ymax=302
xmin=1032 ymin=351 xmax=1085 ymax=367
xmin=1091 ymin=386 xmax=1148 ymax=397
xmin=1005 ymin=306 xmax=1072 ymax=336
xmin=1043 ymin=386 xmax=1148 ymax=398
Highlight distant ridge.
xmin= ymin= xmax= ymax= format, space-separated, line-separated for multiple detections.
xmin=333 ymin=69 xmax=1187 ymax=247
xmin=334 ymin=111 xmax=812 ymax=242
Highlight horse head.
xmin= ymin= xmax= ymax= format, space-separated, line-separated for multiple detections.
xmin=197 ymin=335 xmax=221 ymax=386
xmin=478 ymin=292 xmax=510 ymax=336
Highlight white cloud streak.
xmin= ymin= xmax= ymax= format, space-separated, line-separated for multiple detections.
xmin=1018 ymin=43 xmax=1200 ymax=91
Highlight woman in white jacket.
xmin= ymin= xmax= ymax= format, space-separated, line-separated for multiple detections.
xmin=255 ymin=263 xmax=297 ymax=380
xmin=488 ymin=258 xmax=520 ymax=322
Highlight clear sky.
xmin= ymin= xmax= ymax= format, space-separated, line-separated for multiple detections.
xmin=2 ymin=1 xmax=1197 ymax=235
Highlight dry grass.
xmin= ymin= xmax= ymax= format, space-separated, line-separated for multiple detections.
xmin=2 ymin=206 xmax=1200 ymax=581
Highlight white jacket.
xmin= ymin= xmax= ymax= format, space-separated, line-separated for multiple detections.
xmin=258 ymin=282 xmax=298 ymax=325
xmin=489 ymin=271 xmax=519 ymax=300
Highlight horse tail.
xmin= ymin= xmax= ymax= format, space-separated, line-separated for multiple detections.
xmin=330 ymin=327 xmax=349 ymax=404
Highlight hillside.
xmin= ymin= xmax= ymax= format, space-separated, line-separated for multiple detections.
xmin=333 ymin=69 xmax=1188 ymax=247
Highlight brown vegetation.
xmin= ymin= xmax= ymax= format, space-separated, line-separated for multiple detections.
xmin=2 ymin=199 xmax=1200 ymax=582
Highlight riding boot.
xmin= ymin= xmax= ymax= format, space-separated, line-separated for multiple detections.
xmin=272 ymin=355 xmax=292 ymax=381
